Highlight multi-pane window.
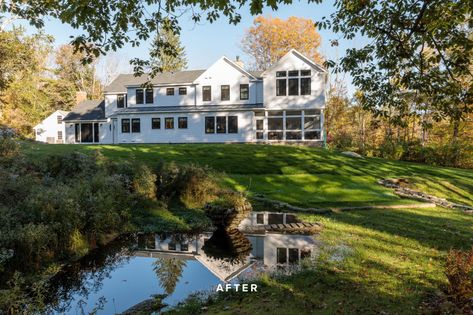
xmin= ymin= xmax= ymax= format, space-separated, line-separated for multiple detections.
xmin=205 ymin=116 xmax=238 ymax=134
xmin=276 ymin=79 xmax=287 ymax=96
xmin=166 ymin=88 xmax=174 ymax=96
xmin=258 ymin=109 xmax=321 ymax=141
xmin=288 ymin=78 xmax=299 ymax=95
xmin=301 ymin=78 xmax=311 ymax=95
xmin=117 ymin=95 xmax=126 ymax=108
xmin=205 ymin=117 xmax=215 ymax=134
xmin=178 ymin=117 xmax=188 ymax=129
xmin=131 ymin=118 xmax=141 ymax=133
xmin=228 ymin=116 xmax=238 ymax=133
xmin=179 ymin=87 xmax=187 ymax=95
xmin=221 ymin=85 xmax=230 ymax=101
xmin=57 ymin=115 xmax=63 ymax=124
xmin=145 ymin=88 xmax=154 ymax=104
xmin=216 ymin=116 xmax=226 ymax=133
xmin=121 ymin=119 xmax=130 ymax=133
xmin=202 ymin=86 xmax=211 ymax=101
xmin=136 ymin=89 xmax=144 ymax=104
xmin=151 ymin=118 xmax=160 ymax=129
xmin=57 ymin=131 xmax=63 ymax=140
xmin=240 ymin=84 xmax=249 ymax=100
xmin=165 ymin=117 xmax=174 ymax=129
xmin=276 ymin=69 xmax=311 ymax=96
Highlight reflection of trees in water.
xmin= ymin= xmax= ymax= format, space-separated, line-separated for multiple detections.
xmin=202 ymin=229 xmax=252 ymax=264
xmin=44 ymin=235 xmax=134 ymax=314
xmin=152 ymin=258 xmax=187 ymax=295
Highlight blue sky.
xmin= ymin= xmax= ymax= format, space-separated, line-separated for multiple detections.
xmin=18 ymin=0 xmax=367 ymax=94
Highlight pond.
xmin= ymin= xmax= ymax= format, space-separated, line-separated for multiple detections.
xmin=44 ymin=212 xmax=321 ymax=314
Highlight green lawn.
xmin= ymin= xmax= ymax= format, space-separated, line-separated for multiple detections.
xmin=20 ymin=142 xmax=473 ymax=313
xmin=169 ymin=206 xmax=473 ymax=314
xmin=22 ymin=142 xmax=473 ymax=208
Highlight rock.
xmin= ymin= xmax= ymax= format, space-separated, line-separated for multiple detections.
xmin=341 ymin=151 xmax=363 ymax=158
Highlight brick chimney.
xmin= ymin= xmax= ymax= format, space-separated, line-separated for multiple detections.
xmin=76 ymin=91 xmax=87 ymax=105
xmin=234 ymin=56 xmax=245 ymax=69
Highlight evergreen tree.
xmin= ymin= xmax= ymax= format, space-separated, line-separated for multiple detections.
xmin=149 ymin=19 xmax=187 ymax=73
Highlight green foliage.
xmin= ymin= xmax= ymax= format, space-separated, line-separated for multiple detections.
xmin=445 ymin=247 xmax=473 ymax=311
xmin=320 ymin=0 xmax=472 ymax=137
xmin=155 ymin=162 xmax=218 ymax=208
xmin=149 ymin=18 xmax=188 ymax=73
xmin=0 ymin=135 xmax=19 ymax=158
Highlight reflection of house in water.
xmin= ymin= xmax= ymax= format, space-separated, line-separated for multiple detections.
xmin=134 ymin=212 xmax=320 ymax=282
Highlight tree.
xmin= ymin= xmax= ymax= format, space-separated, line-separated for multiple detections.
xmin=152 ymin=258 xmax=186 ymax=295
xmin=149 ymin=18 xmax=187 ymax=73
xmin=242 ymin=16 xmax=323 ymax=70
xmin=320 ymin=0 xmax=472 ymax=139
xmin=55 ymin=45 xmax=102 ymax=100
xmin=2 ymin=0 xmax=471 ymax=134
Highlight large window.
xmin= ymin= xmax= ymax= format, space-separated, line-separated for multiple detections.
xmin=117 ymin=95 xmax=126 ymax=108
xmin=216 ymin=116 xmax=226 ymax=133
xmin=121 ymin=119 xmax=130 ymax=133
xmin=178 ymin=117 xmax=188 ymax=129
xmin=205 ymin=116 xmax=238 ymax=134
xmin=276 ymin=79 xmax=286 ymax=96
xmin=276 ymin=69 xmax=311 ymax=96
xmin=205 ymin=116 xmax=215 ymax=134
xmin=301 ymin=78 xmax=311 ymax=95
xmin=165 ymin=117 xmax=174 ymax=129
xmin=131 ymin=118 xmax=141 ymax=133
xmin=258 ymin=109 xmax=321 ymax=141
xmin=288 ymin=78 xmax=299 ymax=95
xmin=136 ymin=89 xmax=144 ymax=104
xmin=228 ymin=116 xmax=238 ymax=133
xmin=151 ymin=118 xmax=160 ymax=129
xmin=221 ymin=85 xmax=230 ymax=101
xmin=145 ymin=88 xmax=154 ymax=104
xmin=240 ymin=84 xmax=249 ymax=100
xmin=202 ymin=86 xmax=211 ymax=101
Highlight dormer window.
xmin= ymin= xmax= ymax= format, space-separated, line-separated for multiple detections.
xmin=145 ymin=88 xmax=154 ymax=104
xmin=136 ymin=89 xmax=144 ymax=104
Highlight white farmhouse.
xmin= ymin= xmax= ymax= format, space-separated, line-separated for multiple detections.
xmin=33 ymin=110 xmax=69 ymax=143
xmin=63 ymin=49 xmax=327 ymax=144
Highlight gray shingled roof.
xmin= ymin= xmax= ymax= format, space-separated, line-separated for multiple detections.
xmin=63 ymin=100 xmax=106 ymax=121
xmin=110 ymin=104 xmax=264 ymax=116
xmin=104 ymin=70 xmax=206 ymax=93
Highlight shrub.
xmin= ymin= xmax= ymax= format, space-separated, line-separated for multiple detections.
xmin=376 ymin=140 xmax=404 ymax=160
xmin=0 ymin=135 xmax=19 ymax=159
xmin=132 ymin=164 xmax=157 ymax=200
xmin=445 ymin=246 xmax=473 ymax=311
xmin=155 ymin=162 xmax=218 ymax=208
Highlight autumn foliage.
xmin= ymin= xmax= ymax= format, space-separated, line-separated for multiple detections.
xmin=242 ymin=16 xmax=323 ymax=70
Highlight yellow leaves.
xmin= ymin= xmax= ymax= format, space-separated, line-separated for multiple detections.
xmin=242 ymin=15 xmax=324 ymax=70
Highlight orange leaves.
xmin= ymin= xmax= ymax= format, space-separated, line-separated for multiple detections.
xmin=242 ymin=15 xmax=323 ymax=70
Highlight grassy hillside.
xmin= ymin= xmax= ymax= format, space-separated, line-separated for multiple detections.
xmin=22 ymin=142 xmax=473 ymax=208
xmin=19 ymin=142 xmax=473 ymax=313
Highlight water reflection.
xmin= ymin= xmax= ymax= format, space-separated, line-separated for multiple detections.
xmin=44 ymin=212 xmax=320 ymax=314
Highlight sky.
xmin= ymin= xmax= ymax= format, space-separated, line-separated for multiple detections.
xmin=15 ymin=0 xmax=368 ymax=95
